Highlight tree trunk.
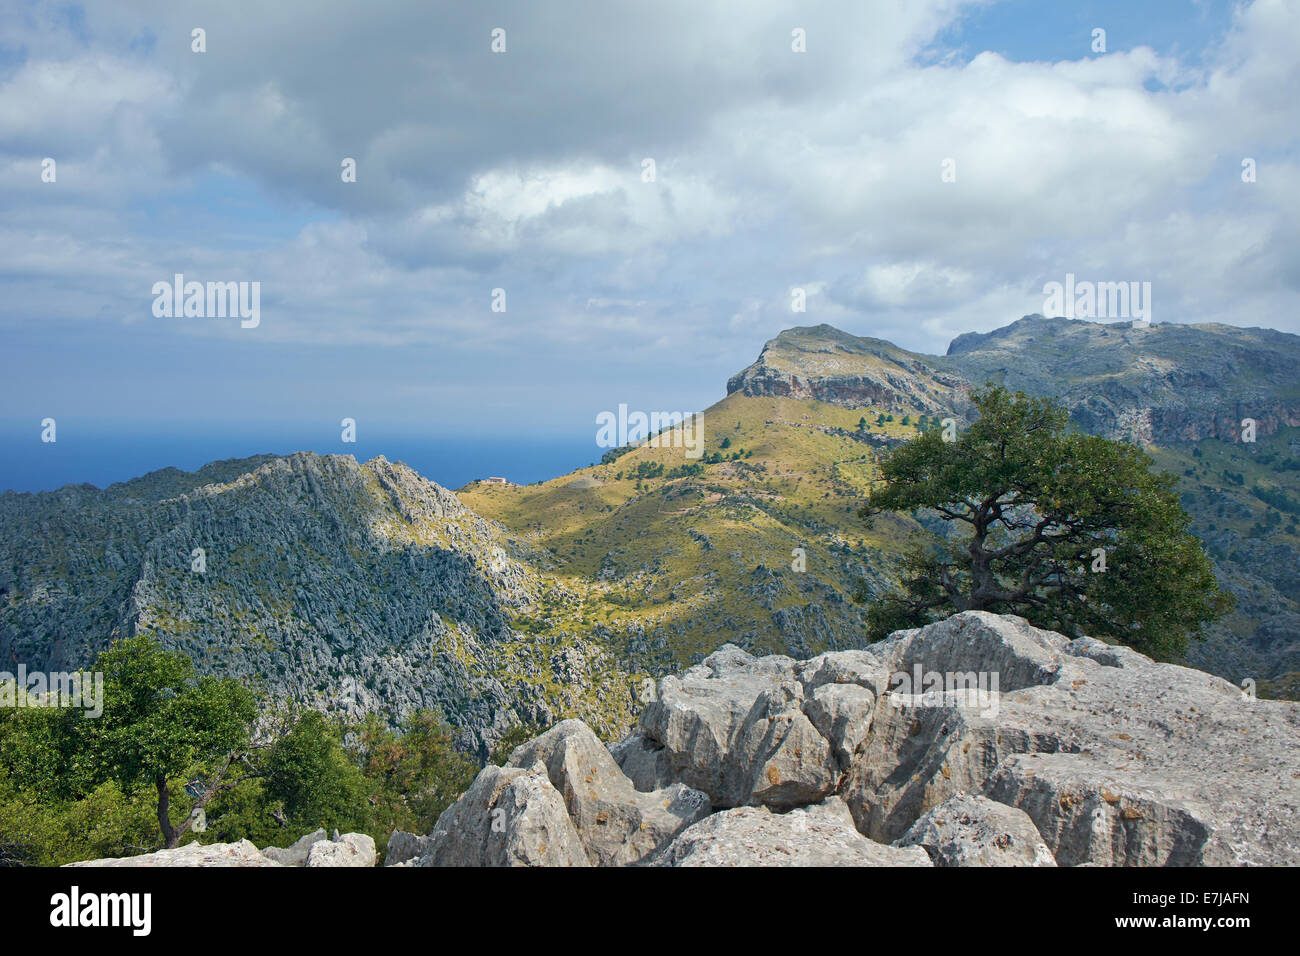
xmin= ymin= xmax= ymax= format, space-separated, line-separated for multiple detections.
xmin=968 ymin=529 xmax=992 ymax=609
xmin=156 ymin=777 xmax=179 ymax=849
xmin=159 ymin=753 xmax=246 ymax=849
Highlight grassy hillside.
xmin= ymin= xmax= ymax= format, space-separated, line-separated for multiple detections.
xmin=461 ymin=393 xmax=938 ymax=669
xmin=463 ymin=392 xmax=1300 ymax=699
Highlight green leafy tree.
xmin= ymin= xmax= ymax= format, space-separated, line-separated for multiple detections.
xmin=261 ymin=710 xmax=367 ymax=835
xmin=349 ymin=710 xmax=478 ymax=838
xmin=859 ymin=386 xmax=1232 ymax=659
xmin=2 ymin=636 xmax=258 ymax=848
xmin=0 ymin=764 xmax=160 ymax=867
xmin=85 ymin=637 xmax=258 ymax=846
xmin=1 ymin=640 xmax=495 ymax=862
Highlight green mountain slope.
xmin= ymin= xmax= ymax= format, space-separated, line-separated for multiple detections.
xmin=470 ymin=317 xmax=1300 ymax=692
xmin=461 ymin=393 xmax=923 ymax=668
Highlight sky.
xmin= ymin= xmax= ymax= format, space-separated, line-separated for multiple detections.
xmin=1 ymin=0 xmax=1298 ymax=490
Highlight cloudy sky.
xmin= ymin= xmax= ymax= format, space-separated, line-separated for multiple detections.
xmin=1 ymin=0 xmax=1298 ymax=485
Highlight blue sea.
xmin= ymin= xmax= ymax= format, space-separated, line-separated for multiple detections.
xmin=0 ymin=421 xmax=603 ymax=494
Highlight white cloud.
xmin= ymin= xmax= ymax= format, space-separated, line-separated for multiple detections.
xmin=1 ymin=0 xmax=1297 ymax=381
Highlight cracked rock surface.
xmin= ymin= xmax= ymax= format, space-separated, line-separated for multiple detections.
xmin=406 ymin=611 xmax=1300 ymax=866
xmin=70 ymin=612 xmax=1300 ymax=867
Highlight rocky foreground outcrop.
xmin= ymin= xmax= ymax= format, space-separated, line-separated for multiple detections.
xmin=64 ymin=612 xmax=1300 ymax=868
xmin=394 ymin=612 xmax=1300 ymax=867
xmin=68 ymin=830 xmax=377 ymax=868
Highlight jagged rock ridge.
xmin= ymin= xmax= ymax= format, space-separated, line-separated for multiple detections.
xmin=0 ymin=452 xmax=640 ymax=755
xmin=946 ymin=315 xmax=1300 ymax=444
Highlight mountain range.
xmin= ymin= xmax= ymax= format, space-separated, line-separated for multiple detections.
xmin=3 ymin=314 xmax=1297 ymax=754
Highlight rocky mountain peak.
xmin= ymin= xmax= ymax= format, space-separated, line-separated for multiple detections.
xmin=943 ymin=315 xmax=1300 ymax=443
xmin=726 ymin=324 xmax=965 ymax=414
xmin=729 ymin=315 xmax=1300 ymax=444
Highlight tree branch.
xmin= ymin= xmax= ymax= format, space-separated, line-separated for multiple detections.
xmin=167 ymin=751 xmax=266 ymax=847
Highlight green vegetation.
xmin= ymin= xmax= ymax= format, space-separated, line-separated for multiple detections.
xmin=347 ymin=711 xmax=478 ymax=839
xmin=1144 ymin=426 xmax=1300 ymax=688
xmin=488 ymin=722 xmax=544 ymax=765
xmin=859 ymin=386 xmax=1233 ymax=660
xmin=0 ymin=635 xmax=256 ymax=851
xmin=1253 ymin=485 xmax=1300 ymax=515
xmin=460 ymin=392 xmax=918 ymax=666
xmin=0 ymin=636 xmax=484 ymax=865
